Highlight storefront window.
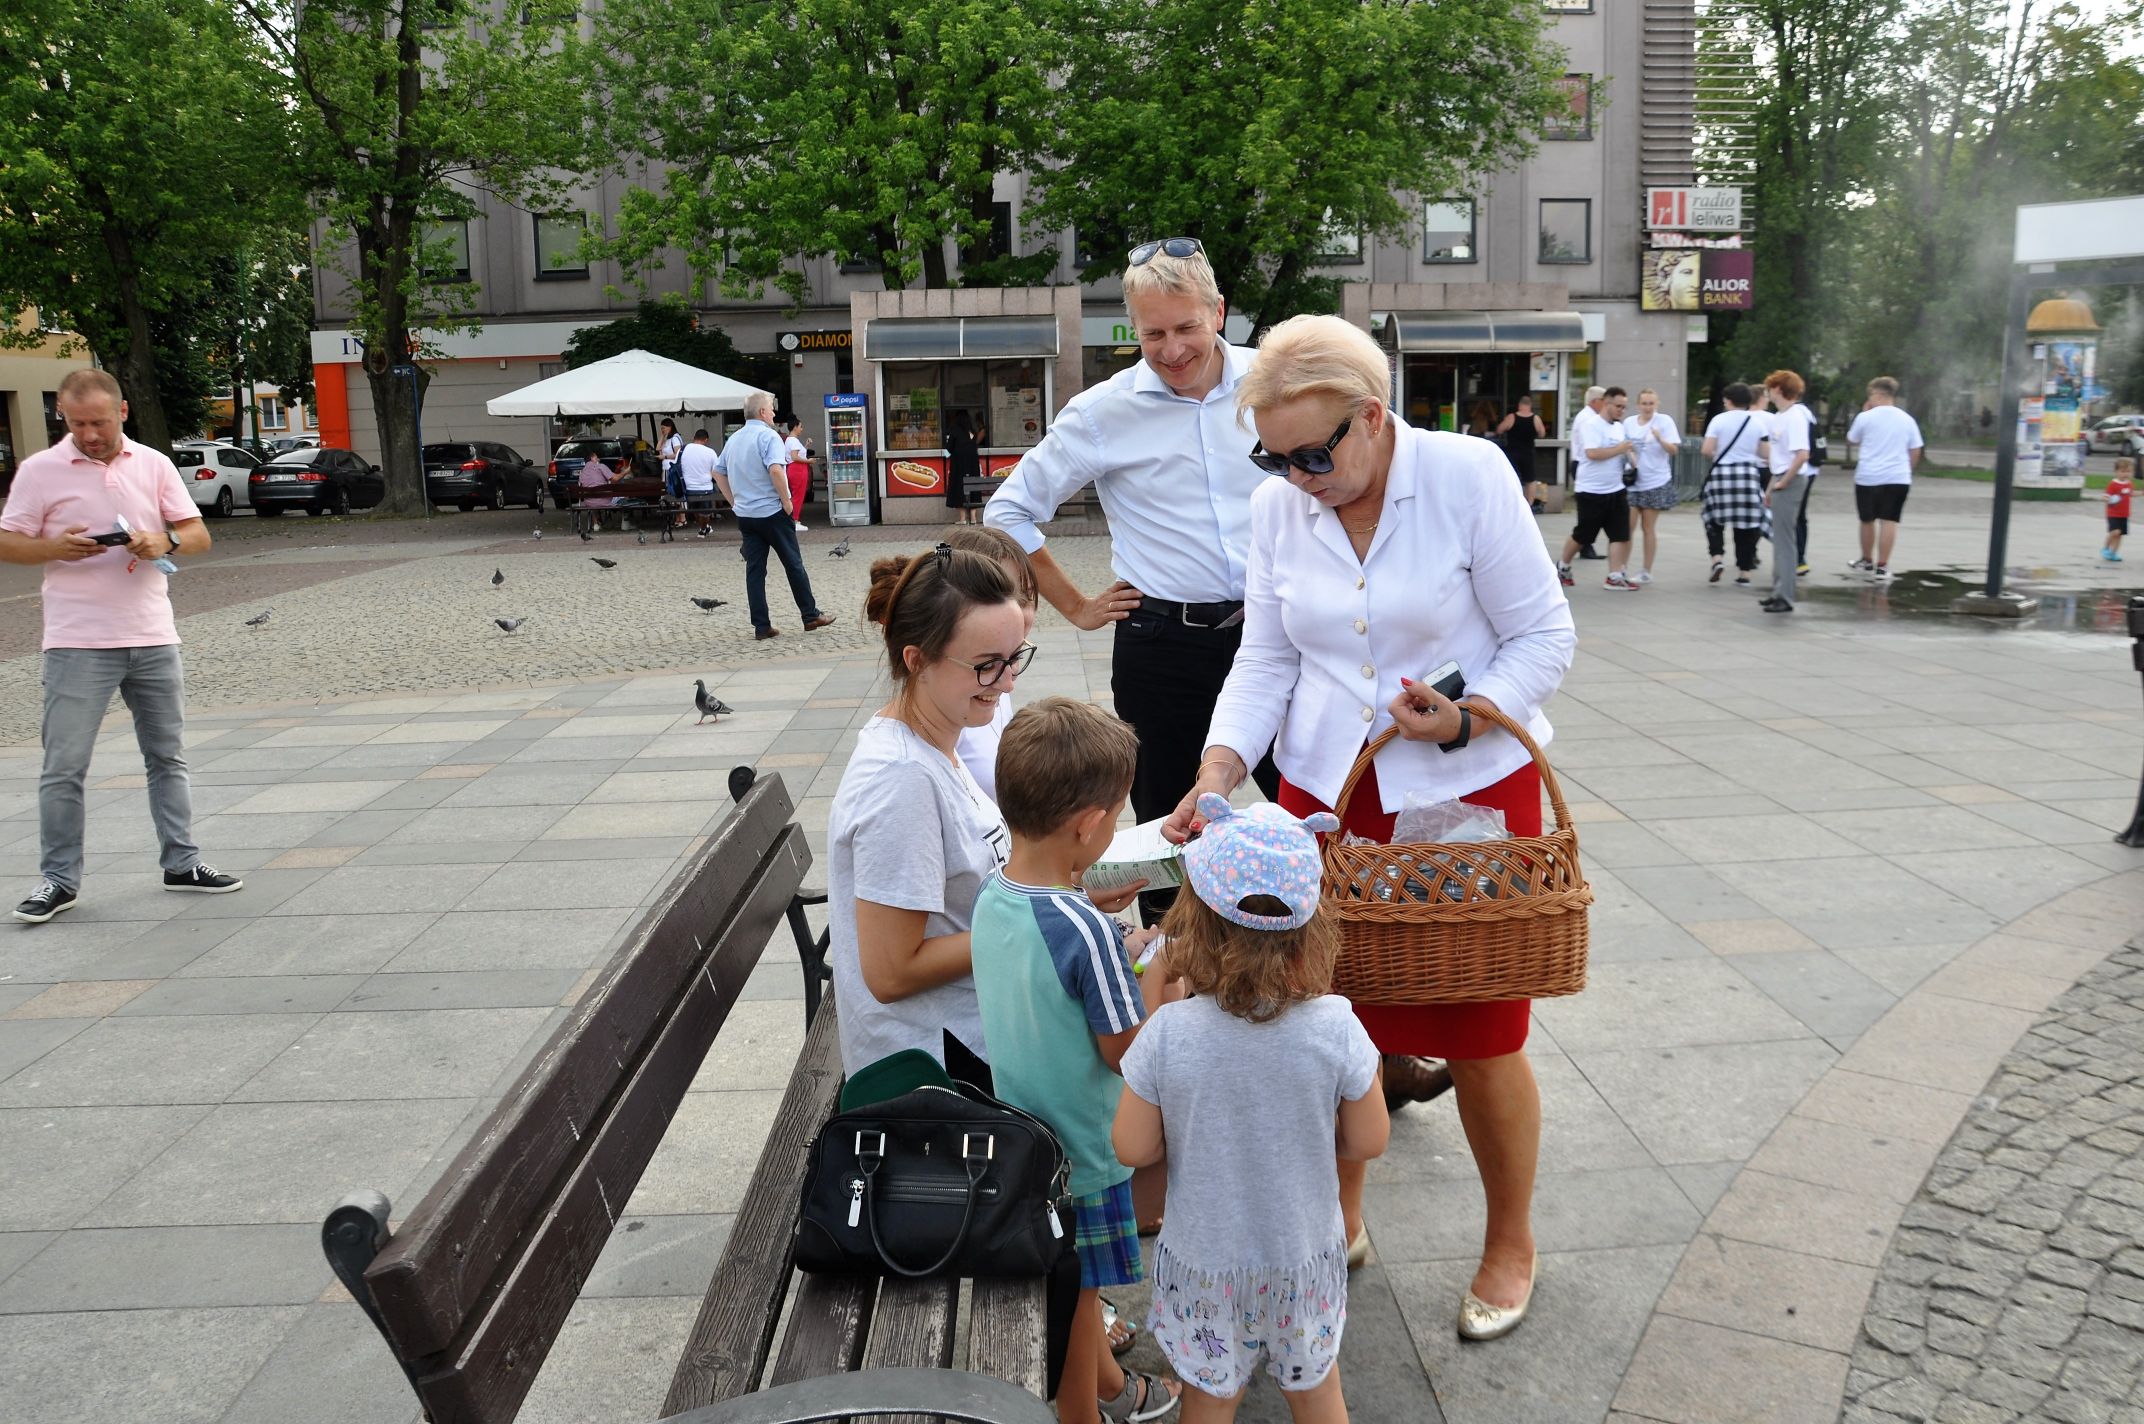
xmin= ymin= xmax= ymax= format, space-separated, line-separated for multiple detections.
xmin=1563 ymin=348 xmax=1595 ymax=445
xmin=1084 ymin=345 xmax=1140 ymax=387
xmin=882 ymin=359 xmax=1053 ymax=451
xmin=987 ymin=360 xmax=1047 ymax=448
xmin=884 ymin=363 xmax=942 ymax=450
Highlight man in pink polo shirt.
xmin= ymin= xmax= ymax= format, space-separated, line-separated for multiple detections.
xmin=0 ymin=369 xmax=241 ymax=923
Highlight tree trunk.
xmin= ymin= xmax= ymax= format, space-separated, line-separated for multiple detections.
xmin=94 ymin=214 xmax=174 ymax=453
xmin=364 ymin=361 xmax=428 ymax=517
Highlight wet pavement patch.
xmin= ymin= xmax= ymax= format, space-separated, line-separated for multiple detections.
xmin=1797 ymin=567 xmax=2144 ymax=634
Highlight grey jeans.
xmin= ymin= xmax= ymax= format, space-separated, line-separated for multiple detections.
xmin=1769 ymin=475 xmax=1808 ymax=604
xmin=40 ymin=645 xmax=198 ymax=891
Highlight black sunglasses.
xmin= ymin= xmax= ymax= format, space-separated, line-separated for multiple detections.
xmin=1127 ymin=237 xmax=1203 ymax=266
xmin=1249 ymin=418 xmax=1352 ymax=477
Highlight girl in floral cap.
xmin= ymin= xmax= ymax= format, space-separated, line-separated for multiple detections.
xmin=1113 ymin=795 xmax=1390 ymax=1422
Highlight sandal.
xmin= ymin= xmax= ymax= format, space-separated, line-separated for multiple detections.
xmin=1102 ymin=1297 xmax=1137 ymax=1356
xmin=1099 ymin=1370 xmax=1180 ymax=1422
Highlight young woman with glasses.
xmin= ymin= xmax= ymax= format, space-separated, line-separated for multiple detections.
xmin=1162 ymin=315 xmax=1576 ymax=1343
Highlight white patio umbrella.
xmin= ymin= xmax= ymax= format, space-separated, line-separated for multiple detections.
xmin=485 ymin=348 xmax=761 ymax=418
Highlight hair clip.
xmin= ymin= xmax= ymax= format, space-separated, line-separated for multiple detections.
xmin=931 ymin=542 xmax=954 ymax=573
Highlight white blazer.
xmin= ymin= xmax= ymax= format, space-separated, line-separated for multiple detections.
xmin=1205 ymin=423 xmax=1577 ymax=814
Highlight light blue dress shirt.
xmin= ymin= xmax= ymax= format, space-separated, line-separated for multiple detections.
xmin=985 ymin=345 xmax=1264 ymax=604
xmin=714 ymin=419 xmax=789 ymax=518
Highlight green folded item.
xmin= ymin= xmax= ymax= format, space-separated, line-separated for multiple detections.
xmin=838 ymin=1047 xmax=955 ymax=1111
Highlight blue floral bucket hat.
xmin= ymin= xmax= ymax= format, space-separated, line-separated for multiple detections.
xmin=1183 ymin=793 xmax=1340 ymax=930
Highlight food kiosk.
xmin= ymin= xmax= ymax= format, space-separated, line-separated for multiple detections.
xmin=863 ymin=315 xmax=1058 ymax=524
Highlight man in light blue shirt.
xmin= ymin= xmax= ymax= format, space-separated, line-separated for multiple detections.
xmin=715 ymin=391 xmax=833 ymax=641
xmin=986 ymin=239 xmax=1276 ymax=912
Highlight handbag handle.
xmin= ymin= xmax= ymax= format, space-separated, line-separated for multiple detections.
xmin=861 ymin=1158 xmax=985 ymax=1279
xmin=1331 ymin=702 xmax=1574 ymax=837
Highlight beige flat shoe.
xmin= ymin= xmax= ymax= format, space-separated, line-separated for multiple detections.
xmin=1346 ymin=1227 xmax=1370 ymax=1271
xmin=1458 ymin=1253 xmax=1537 ymax=1341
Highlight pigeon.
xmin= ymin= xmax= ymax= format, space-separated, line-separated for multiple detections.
xmin=828 ymin=536 xmax=851 ymax=558
xmin=636 ymin=530 xmax=648 ymax=545
xmin=578 ymin=528 xmax=593 ymax=543
xmin=590 ymin=557 xmax=617 ymax=570
xmin=531 ymin=527 xmax=543 ymax=541
xmin=495 ymin=617 xmax=524 ymax=634
xmin=491 ymin=567 xmax=505 ymax=588
xmin=693 ymin=680 xmax=733 ymax=724
xmin=690 ymin=596 xmax=727 ymax=612
xmin=243 ymin=607 xmax=272 ymax=630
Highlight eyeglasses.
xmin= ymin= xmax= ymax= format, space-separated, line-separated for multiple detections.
xmin=1127 ymin=237 xmax=1203 ymax=266
xmin=1249 ymin=418 xmax=1352 ymax=477
xmin=949 ymin=643 xmax=1038 ymax=687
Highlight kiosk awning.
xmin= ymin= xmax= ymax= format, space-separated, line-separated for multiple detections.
xmin=1385 ymin=311 xmax=1587 ymax=353
xmin=864 ymin=316 xmax=1060 ymax=361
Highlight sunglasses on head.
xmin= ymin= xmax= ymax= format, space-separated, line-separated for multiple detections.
xmin=1127 ymin=237 xmax=1203 ymax=266
xmin=1249 ymin=418 xmax=1352 ymax=477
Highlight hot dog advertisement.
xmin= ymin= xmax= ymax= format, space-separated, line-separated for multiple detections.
xmin=884 ymin=457 xmax=946 ymax=496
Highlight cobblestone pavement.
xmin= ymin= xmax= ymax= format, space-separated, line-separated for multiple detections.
xmin=1845 ymin=942 xmax=2144 ymax=1424
xmin=0 ymin=515 xmax=1119 ymax=746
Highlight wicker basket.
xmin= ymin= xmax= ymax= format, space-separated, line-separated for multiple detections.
xmin=1323 ymin=705 xmax=1592 ymax=1004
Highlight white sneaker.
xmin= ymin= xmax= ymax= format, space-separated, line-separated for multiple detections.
xmin=1633 ymin=570 xmax=1653 ymax=585
xmin=794 ymin=521 xmax=809 ymax=532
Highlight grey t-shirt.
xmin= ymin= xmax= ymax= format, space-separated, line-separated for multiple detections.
xmin=827 ymin=716 xmax=1010 ymax=1076
xmin=1121 ymin=993 xmax=1379 ymax=1271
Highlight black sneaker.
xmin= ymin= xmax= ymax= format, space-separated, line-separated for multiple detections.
xmin=13 ymin=880 xmax=78 ymax=923
xmin=1577 ymin=545 xmax=1606 ymax=560
xmin=164 ymin=863 xmax=243 ymax=894
xmin=1760 ymin=597 xmax=1794 ymax=613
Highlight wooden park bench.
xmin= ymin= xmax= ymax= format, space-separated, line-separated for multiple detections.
xmin=321 ymin=768 xmax=1051 ymax=1424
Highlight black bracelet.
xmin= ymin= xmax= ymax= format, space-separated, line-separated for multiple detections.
xmin=1438 ymin=705 xmax=1472 ymax=754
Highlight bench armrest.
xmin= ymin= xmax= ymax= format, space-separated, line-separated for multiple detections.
xmin=653 ymin=1368 xmax=1053 ymax=1424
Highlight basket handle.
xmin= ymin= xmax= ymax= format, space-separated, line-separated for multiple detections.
xmin=1331 ymin=703 xmax=1575 ymax=836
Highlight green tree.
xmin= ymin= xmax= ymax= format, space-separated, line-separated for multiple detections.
xmin=593 ymin=0 xmax=1063 ymax=296
xmin=237 ymin=0 xmax=595 ymax=513
xmin=0 ymin=0 xmax=301 ymax=451
xmin=563 ymin=300 xmax=748 ymax=371
xmin=1026 ymin=0 xmax=1569 ymax=333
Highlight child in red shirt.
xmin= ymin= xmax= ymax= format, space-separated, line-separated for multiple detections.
xmin=2105 ymin=458 xmax=2133 ymax=563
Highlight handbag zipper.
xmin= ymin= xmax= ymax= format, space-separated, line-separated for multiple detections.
xmin=875 ymin=1177 xmax=1002 ymax=1205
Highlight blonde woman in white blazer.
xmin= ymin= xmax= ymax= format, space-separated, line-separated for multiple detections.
xmin=1164 ymin=315 xmax=1575 ymax=1341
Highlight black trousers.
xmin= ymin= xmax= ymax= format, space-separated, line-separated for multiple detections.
xmin=1706 ymin=521 xmax=1764 ymax=571
xmin=1112 ymin=607 xmax=1280 ymax=920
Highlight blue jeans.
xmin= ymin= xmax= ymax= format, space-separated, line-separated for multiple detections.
xmin=736 ymin=514 xmax=823 ymax=632
xmin=40 ymin=645 xmax=199 ymax=891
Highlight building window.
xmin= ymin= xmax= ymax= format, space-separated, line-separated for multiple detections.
xmin=988 ymin=201 xmax=1014 ymax=261
xmin=1423 ymin=200 xmax=1477 ymax=263
xmin=421 ymin=220 xmax=472 ymax=280
xmin=258 ymin=396 xmax=287 ymax=430
xmin=839 ymin=248 xmax=883 ymax=275
xmin=1315 ymin=211 xmax=1364 ymax=265
xmin=534 ymin=213 xmax=590 ymax=278
xmin=1545 ymin=75 xmax=1594 ymax=139
xmin=1541 ymin=0 xmax=1593 ymax=10
xmin=1539 ymin=200 xmax=1592 ymax=263
xmin=883 ymin=360 xmax=1049 ymax=452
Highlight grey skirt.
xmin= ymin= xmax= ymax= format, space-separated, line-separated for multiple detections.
xmin=1629 ymin=481 xmax=1678 ymax=510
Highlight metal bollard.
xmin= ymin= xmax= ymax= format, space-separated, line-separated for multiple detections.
xmin=2117 ymin=597 xmax=2144 ymax=845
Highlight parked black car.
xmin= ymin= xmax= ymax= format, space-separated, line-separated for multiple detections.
xmin=248 ymin=447 xmax=386 ymax=517
xmin=424 ymin=441 xmax=545 ymax=511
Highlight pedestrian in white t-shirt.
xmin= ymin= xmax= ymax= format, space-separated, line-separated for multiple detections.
xmin=1625 ymin=388 xmax=1681 ymax=584
xmin=1759 ymin=371 xmax=1812 ymax=614
xmin=1845 ymin=376 xmax=1923 ymax=580
xmin=1556 ymin=385 xmax=1640 ymax=591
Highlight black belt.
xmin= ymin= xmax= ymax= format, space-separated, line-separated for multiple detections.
xmin=1135 ymin=596 xmax=1244 ymax=630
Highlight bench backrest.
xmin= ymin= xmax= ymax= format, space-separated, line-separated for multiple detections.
xmin=363 ymin=774 xmax=811 ymax=1424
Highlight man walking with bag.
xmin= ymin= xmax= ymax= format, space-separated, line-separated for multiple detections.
xmin=1 ymin=370 xmax=240 ymax=923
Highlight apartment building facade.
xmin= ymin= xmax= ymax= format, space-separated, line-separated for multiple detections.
xmin=310 ymin=1 xmax=1702 ymax=518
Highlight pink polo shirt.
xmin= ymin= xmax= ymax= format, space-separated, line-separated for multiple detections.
xmin=0 ymin=435 xmax=197 ymax=650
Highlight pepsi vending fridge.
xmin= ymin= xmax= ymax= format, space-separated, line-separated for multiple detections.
xmin=824 ymin=393 xmax=873 ymax=527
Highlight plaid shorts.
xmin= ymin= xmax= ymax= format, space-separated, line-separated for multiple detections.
xmin=1072 ymin=1180 xmax=1143 ymax=1289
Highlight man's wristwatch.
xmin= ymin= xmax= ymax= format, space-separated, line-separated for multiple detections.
xmin=163 ymin=532 xmax=180 ymax=558
xmin=1437 ymin=704 xmax=1472 ymax=754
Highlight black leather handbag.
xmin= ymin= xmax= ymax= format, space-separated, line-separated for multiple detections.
xmin=794 ymin=1082 xmax=1074 ymax=1279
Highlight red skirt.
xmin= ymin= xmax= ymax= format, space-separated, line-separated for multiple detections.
xmin=1279 ymin=758 xmax=1538 ymax=1060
